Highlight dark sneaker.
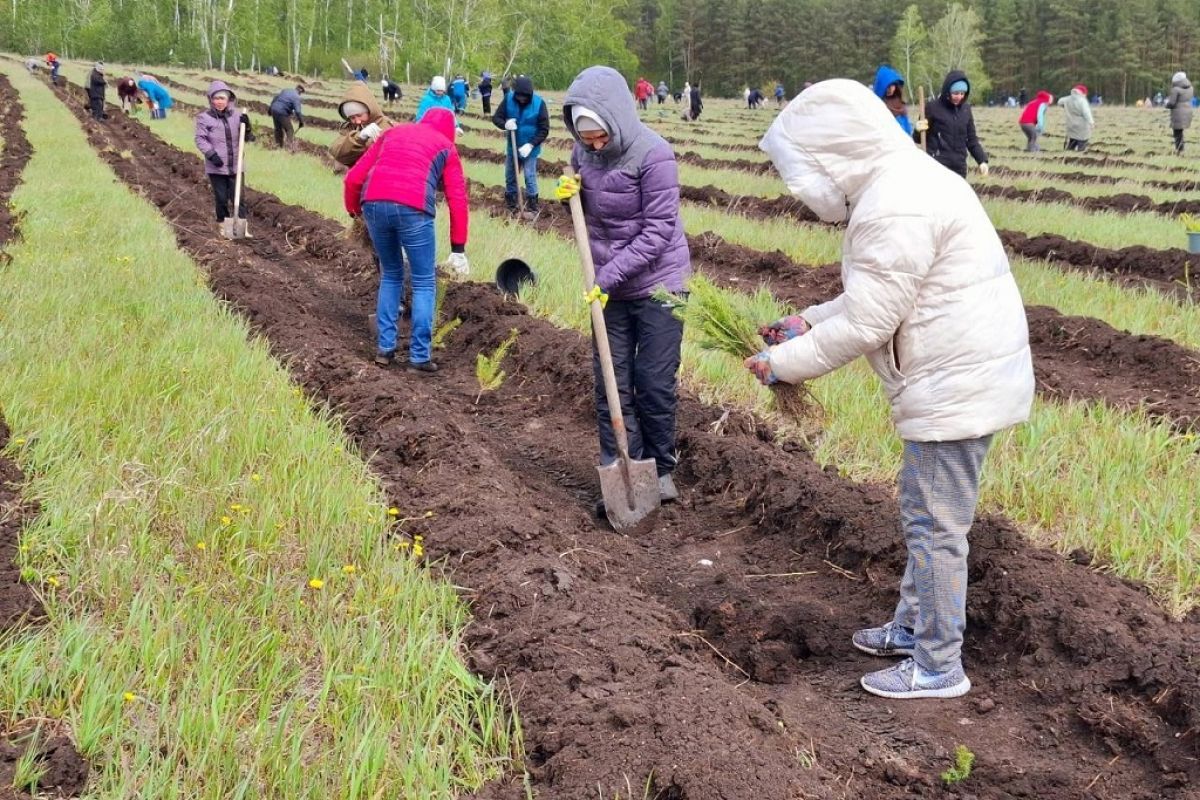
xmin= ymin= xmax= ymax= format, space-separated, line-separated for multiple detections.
xmin=374 ymin=351 xmax=396 ymax=367
xmin=853 ymin=621 xmax=916 ymax=657
xmin=407 ymin=360 xmax=438 ymax=373
xmin=860 ymin=657 xmax=970 ymax=699
xmin=658 ymin=474 xmax=679 ymax=502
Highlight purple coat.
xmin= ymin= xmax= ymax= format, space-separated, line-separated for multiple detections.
xmin=195 ymin=81 xmax=247 ymax=176
xmin=564 ymin=67 xmax=691 ymax=301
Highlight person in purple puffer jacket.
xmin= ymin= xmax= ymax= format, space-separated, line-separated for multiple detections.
xmin=194 ymin=81 xmax=256 ymax=234
xmin=557 ymin=65 xmax=693 ymax=507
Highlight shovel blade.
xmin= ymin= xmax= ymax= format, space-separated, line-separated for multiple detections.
xmin=232 ymin=218 xmax=248 ymax=238
xmin=219 ymin=219 xmax=235 ymax=239
xmin=597 ymin=457 xmax=660 ymax=531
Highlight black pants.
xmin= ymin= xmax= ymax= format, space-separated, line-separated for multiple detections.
xmin=272 ymin=113 xmax=294 ymax=147
xmin=1066 ymin=138 xmax=1089 ymax=151
xmin=209 ymin=174 xmax=246 ymax=222
xmin=592 ymin=296 xmax=684 ymax=477
xmin=1174 ymin=128 xmax=1185 ymax=154
xmin=481 ymin=94 xmax=491 ymax=114
xmin=89 ymin=95 xmax=105 ymax=120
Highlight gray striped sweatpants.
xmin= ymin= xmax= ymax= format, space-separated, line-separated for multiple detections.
xmin=892 ymin=436 xmax=993 ymax=673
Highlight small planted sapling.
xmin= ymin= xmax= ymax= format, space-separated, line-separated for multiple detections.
xmin=940 ymin=744 xmax=975 ymax=785
xmin=475 ymin=328 xmax=519 ymax=403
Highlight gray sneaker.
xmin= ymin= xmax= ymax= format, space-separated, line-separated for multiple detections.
xmin=860 ymin=657 xmax=970 ymax=699
xmin=658 ymin=474 xmax=679 ymax=502
xmin=852 ymin=621 xmax=916 ymax=657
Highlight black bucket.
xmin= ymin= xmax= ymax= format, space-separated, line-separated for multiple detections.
xmin=495 ymin=258 xmax=537 ymax=295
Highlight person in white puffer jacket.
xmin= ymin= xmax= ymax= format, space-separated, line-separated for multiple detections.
xmin=749 ymin=79 xmax=1034 ymax=701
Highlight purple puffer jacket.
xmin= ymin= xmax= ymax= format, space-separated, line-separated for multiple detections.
xmin=195 ymin=81 xmax=247 ymax=176
xmin=563 ymin=67 xmax=691 ymax=300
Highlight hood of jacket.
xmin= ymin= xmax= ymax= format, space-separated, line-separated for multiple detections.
xmin=872 ymin=65 xmax=904 ymax=99
xmin=420 ymin=107 xmax=457 ymax=142
xmin=1173 ymin=72 xmax=1192 ymax=89
xmin=1034 ymin=90 xmax=1053 ymax=105
xmin=563 ymin=66 xmax=656 ymax=169
xmin=938 ymin=70 xmax=970 ymax=104
xmin=338 ymin=81 xmax=384 ymax=122
xmin=206 ymin=80 xmax=236 ymax=105
xmin=512 ymin=75 xmax=534 ymax=103
xmin=759 ymin=79 xmax=916 ymax=218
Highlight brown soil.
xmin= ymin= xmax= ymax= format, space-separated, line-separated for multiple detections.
xmin=54 ymin=78 xmax=1200 ymax=798
xmin=0 ymin=73 xmax=90 ymax=800
xmin=986 ymin=166 xmax=1122 ymax=185
xmin=976 ymin=184 xmax=1200 ymax=217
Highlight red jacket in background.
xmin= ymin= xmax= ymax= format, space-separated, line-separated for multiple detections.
xmin=1018 ymin=91 xmax=1053 ymax=124
xmin=635 ymin=79 xmax=654 ymax=101
xmin=343 ymin=107 xmax=469 ymax=248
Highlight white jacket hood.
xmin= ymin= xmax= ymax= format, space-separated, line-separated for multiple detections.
xmin=758 ymin=80 xmax=1034 ymax=442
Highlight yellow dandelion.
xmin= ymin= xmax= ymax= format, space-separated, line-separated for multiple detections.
xmin=220 ymin=515 xmax=233 ymax=526
xmin=396 ymin=540 xmax=410 ymax=550
xmin=123 ymin=692 xmax=137 ymax=703
xmin=387 ymin=507 xmax=399 ymax=517
xmin=46 ymin=576 xmax=60 ymax=588
xmin=13 ymin=437 xmax=26 ymax=445
xmin=412 ymin=544 xmax=424 ymax=558
xmin=308 ymin=578 xmax=324 ymax=590
xmin=413 ymin=535 xmax=424 ymax=542
xmin=251 ymin=473 xmax=262 ymax=482
xmin=292 ymin=388 xmax=302 ymax=397
xmin=342 ymin=564 xmax=357 ymax=575
xmin=196 ymin=541 xmax=206 ymax=551
xmin=230 ymin=503 xmax=243 ymax=512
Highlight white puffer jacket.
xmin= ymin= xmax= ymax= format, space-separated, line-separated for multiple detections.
xmin=759 ymin=79 xmax=1034 ymax=442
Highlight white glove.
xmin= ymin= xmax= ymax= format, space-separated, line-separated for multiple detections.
xmin=445 ymin=252 xmax=469 ymax=276
xmin=915 ymin=118 xmax=929 ymax=132
xmin=518 ymin=143 xmax=533 ymax=159
xmin=504 ymin=118 xmax=517 ymax=131
xmin=978 ymin=162 xmax=990 ymax=176
xmin=357 ymin=122 xmax=381 ymax=141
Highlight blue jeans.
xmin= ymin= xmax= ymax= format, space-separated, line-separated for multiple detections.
xmin=892 ymin=436 xmax=993 ymax=672
xmin=363 ymin=201 xmax=436 ymax=364
xmin=504 ymin=151 xmax=539 ymax=198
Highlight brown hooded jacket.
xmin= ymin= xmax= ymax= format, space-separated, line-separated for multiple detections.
xmin=329 ymin=82 xmax=396 ymax=167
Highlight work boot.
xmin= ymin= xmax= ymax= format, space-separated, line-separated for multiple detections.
xmin=505 ymin=192 xmax=518 ymax=213
xmin=524 ymin=194 xmax=539 ymax=213
xmin=658 ymin=474 xmax=679 ymax=502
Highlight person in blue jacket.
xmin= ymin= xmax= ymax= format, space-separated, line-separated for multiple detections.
xmin=491 ymin=74 xmax=549 ymax=213
xmin=415 ymin=76 xmax=456 ymax=121
xmin=873 ymin=65 xmax=913 ymax=134
xmin=137 ymin=75 xmax=174 ymax=119
xmin=448 ymin=75 xmax=469 ymax=113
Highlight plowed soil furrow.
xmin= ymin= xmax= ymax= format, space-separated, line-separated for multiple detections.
xmin=0 ymin=72 xmax=90 ymax=800
xmin=975 ymin=184 xmax=1200 ymax=216
xmin=465 ymin=182 xmax=1200 ymax=435
xmin=56 ymin=80 xmax=1200 ymax=799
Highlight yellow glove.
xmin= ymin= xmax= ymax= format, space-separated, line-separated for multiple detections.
xmin=583 ymin=284 xmax=608 ymax=308
xmin=555 ymin=174 xmax=582 ymax=202
xmin=915 ymin=118 xmax=929 ymax=132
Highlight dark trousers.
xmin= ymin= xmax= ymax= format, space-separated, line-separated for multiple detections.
xmin=1174 ymin=128 xmax=1185 ymax=154
xmin=592 ymin=297 xmax=684 ymax=477
xmin=89 ymin=95 xmax=105 ymax=120
xmin=481 ymin=94 xmax=492 ymax=114
xmin=1066 ymin=138 xmax=1088 ymax=151
xmin=208 ymin=174 xmax=246 ymax=222
xmin=272 ymin=113 xmax=294 ymax=148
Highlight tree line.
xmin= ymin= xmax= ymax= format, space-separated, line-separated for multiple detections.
xmin=2 ymin=0 xmax=1196 ymax=101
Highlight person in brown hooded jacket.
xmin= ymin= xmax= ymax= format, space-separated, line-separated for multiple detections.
xmin=330 ymin=81 xmax=396 ymax=167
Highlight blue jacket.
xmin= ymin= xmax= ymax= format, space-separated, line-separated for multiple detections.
xmin=499 ymin=93 xmax=546 ymax=158
xmin=138 ymin=80 xmax=173 ymax=109
xmin=415 ymin=88 xmax=455 ymax=121
xmin=873 ymin=65 xmax=912 ymax=135
xmin=269 ymin=88 xmax=304 ymax=121
xmin=449 ymin=78 xmax=468 ymax=101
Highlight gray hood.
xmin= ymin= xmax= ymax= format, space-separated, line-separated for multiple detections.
xmin=1173 ymin=72 xmax=1192 ymax=90
xmin=563 ymin=66 xmax=655 ymax=169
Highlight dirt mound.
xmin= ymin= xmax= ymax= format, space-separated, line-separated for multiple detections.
xmin=989 ymin=165 xmax=1122 ymax=185
xmin=977 ymin=184 xmax=1200 ymax=216
xmin=0 ymin=733 xmax=89 ymax=798
xmin=58 ymin=82 xmax=1200 ymax=798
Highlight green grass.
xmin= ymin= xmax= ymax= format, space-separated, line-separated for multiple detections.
xmin=0 ymin=67 xmax=515 ymax=798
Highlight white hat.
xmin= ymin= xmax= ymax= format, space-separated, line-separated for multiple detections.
xmin=342 ymin=100 xmax=369 ymax=117
xmin=571 ymin=106 xmax=609 ymax=134
xmin=431 ymin=75 xmax=446 ymax=92
xmin=1173 ymin=71 xmax=1188 ymax=84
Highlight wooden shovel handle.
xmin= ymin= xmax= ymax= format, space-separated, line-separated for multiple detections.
xmin=918 ymin=85 xmax=927 ymax=152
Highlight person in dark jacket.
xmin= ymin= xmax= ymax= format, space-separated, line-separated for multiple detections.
xmin=688 ymin=83 xmax=704 ymax=121
xmin=479 ymin=71 xmax=494 ymax=114
xmin=872 ymin=64 xmax=912 ymax=134
xmin=194 ymin=81 xmax=256 ymax=233
xmin=87 ymin=62 xmax=108 ymax=120
xmin=268 ymin=85 xmax=305 ymax=151
xmin=748 ymin=87 xmax=765 ymax=109
xmin=492 ymin=74 xmax=549 ymax=213
xmin=381 ymin=78 xmax=402 ymax=106
xmin=916 ymin=70 xmax=988 ymax=178
xmin=117 ymin=76 xmax=140 ymax=113
xmin=557 ymin=65 xmax=693 ymax=508
xmin=1165 ymin=71 xmax=1194 ymax=154
xmin=774 ymin=81 xmax=786 ymax=107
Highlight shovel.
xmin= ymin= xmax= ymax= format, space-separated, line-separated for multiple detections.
xmin=509 ymin=128 xmax=530 ymax=218
xmin=917 ymin=85 xmax=927 ymax=153
xmin=564 ymin=168 xmax=661 ymax=531
xmin=220 ymin=122 xmax=249 ymax=239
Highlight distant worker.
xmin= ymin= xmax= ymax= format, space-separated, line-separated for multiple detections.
xmin=915 ymin=70 xmax=988 ymax=178
xmin=268 ymin=85 xmax=306 ymax=152
xmin=1059 ymin=84 xmax=1094 ymax=151
xmin=688 ymin=82 xmax=704 ymax=121
xmin=479 ymin=71 xmax=494 ymax=114
xmin=137 ymin=74 xmax=173 ymax=119
xmin=492 ymin=74 xmax=549 ymax=214
xmin=416 ymin=76 xmax=455 ymax=121
xmin=45 ymin=52 xmax=60 ymax=84
xmin=86 ymin=62 xmax=108 ymax=121
xmin=873 ymin=64 xmax=912 ymax=134
xmin=24 ymin=57 xmax=38 ymax=73
xmin=657 ymin=80 xmax=669 ymax=104
xmin=1018 ymin=90 xmax=1053 ymax=152
xmin=1165 ymin=71 xmax=1194 ymax=154
xmin=635 ymin=77 xmax=654 ymax=110
xmin=774 ymin=81 xmax=785 ymax=107
xmin=682 ymin=81 xmax=692 ymax=113
xmin=381 ymin=78 xmax=402 ymax=106
xmin=743 ymin=86 xmax=752 ymax=107
xmin=331 ymin=80 xmax=396 ymax=167
xmin=117 ymin=76 xmax=140 ymax=113
xmin=449 ymin=74 xmax=469 ymax=113
xmin=194 ymin=81 xmax=256 ymax=235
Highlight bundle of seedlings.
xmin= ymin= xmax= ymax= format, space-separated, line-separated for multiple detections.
xmin=656 ymin=277 xmax=819 ymax=421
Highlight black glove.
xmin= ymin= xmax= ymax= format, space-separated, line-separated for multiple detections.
xmin=240 ymin=117 xmax=257 ymax=142
xmin=206 ymin=151 xmax=224 ymax=168
xmin=296 ymin=118 xmax=305 ymax=130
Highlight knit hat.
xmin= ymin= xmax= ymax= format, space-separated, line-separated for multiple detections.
xmin=948 ymin=80 xmax=968 ymax=93
xmin=1073 ymin=84 xmax=1087 ymax=95
xmin=571 ymin=106 xmax=609 ymax=134
xmin=1173 ymin=71 xmax=1188 ymax=84
xmin=342 ymin=100 xmax=369 ymax=117
xmin=430 ymin=75 xmax=446 ymax=92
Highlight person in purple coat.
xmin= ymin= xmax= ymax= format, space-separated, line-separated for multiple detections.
xmin=194 ymin=81 xmax=256 ymax=234
xmin=556 ymin=65 xmax=692 ymax=507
